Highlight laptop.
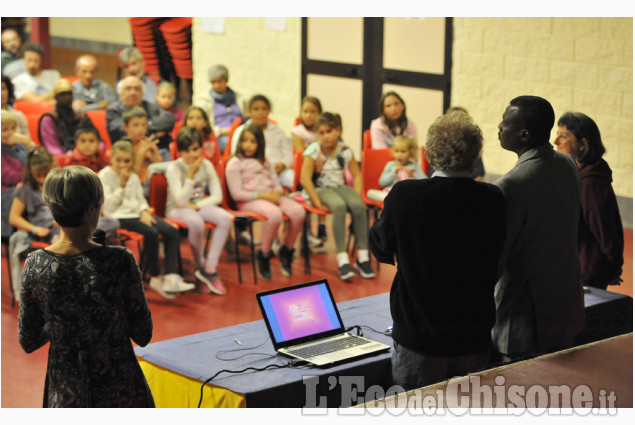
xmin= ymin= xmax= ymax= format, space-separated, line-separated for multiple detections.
xmin=256 ymin=279 xmax=390 ymax=367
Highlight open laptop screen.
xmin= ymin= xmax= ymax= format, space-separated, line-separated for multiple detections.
xmin=259 ymin=281 xmax=342 ymax=344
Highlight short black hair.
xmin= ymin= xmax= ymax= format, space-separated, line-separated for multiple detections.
xmin=509 ymin=95 xmax=554 ymax=144
xmin=74 ymin=127 xmax=101 ymax=141
xmin=20 ymin=42 xmax=45 ymax=58
xmin=1 ymin=75 xmax=15 ymax=105
xmin=176 ymin=126 xmax=203 ymax=152
xmin=557 ymin=112 xmax=605 ymax=164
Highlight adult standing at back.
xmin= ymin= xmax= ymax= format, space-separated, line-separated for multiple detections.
xmin=369 ymin=111 xmax=505 ymax=389
xmin=370 ymin=91 xmax=417 ymax=149
xmin=492 ymin=95 xmax=584 ymax=360
xmin=115 ymin=47 xmax=158 ymax=104
xmin=554 ymin=112 xmax=624 ymax=290
xmin=11 ymin=42 xmax=61 ymax=102
xmin=72 ymin=54 xmax=115 ymax=112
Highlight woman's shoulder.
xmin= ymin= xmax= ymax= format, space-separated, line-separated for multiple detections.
xmin=370 ymin=116 xmax=386 ymax=129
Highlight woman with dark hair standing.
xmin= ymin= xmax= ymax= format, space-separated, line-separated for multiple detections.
xmin=18 ymin=166 xmax=154 ymax=407
xmin=370 ymin=91 xmax=417 ymax=149
xmin=554 ymin=112 xmax=624 ymax=289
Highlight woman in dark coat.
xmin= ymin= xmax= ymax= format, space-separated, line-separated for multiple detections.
xmin=554 ymin=112 xmax=624 ymax=289
xmin=18 ymin=165 xmax=154 ymax=407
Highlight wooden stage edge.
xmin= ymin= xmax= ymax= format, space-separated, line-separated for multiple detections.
xmin=356 ymin=333 xmax=633 ymax=410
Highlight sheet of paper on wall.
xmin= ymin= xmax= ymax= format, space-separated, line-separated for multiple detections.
xmin=200 ymin=18 xmax=225 ymax=35
xmin=266 ymin=18 xmax=286 ymax=31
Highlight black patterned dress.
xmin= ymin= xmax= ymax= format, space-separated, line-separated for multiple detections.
xmin=18 ymin=245 xmax=155 ymax=407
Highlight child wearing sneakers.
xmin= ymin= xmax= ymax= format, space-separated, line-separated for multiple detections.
xmin=300 ymin=112 xmax=375 ymax=281
xmin=166 ymin=127 xmax=233 ymax=295
xmin=226 ymin=123 xmax=306 ymax=280
xmin=99 ymin=141 xmax=195 ymax=299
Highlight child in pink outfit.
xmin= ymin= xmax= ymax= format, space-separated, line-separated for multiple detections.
xmin=225 ymin=123 xmax=305 ymax=280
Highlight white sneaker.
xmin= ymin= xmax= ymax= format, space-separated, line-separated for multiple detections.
xmin=307 ymin=233 xmax=324 ymax=249
xmin=149 ymin=276 xmax=176 ymax=299
xmin=239 ymin=230 xmax=260 ymax=245
xmin=163 ymin=274 xmax=196 ymax=293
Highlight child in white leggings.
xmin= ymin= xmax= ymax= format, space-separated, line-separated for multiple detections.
xmin=166 ymin=127 xmax=232 ymax=295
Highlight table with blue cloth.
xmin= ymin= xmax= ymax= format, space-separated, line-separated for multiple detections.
xmin=134 ymin=288 xmax=632 ymax=408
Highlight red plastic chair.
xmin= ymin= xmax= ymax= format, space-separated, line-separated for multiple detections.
xmin=85 ymin=109 xmax=112 ymax=151
xmin=25 ymin=113 xmax=42 ymax=145
xmin=419 ymin=146 xmax=430 ymax=176
xmin=223 ymin=118 xmax=244 ymax=163
xmin=13 ymin=100 xmax=53 ymax=115
xmin=360 ymin=148 xmax=392 ymax=213
xmin=171 ymin=121 xmax=183 ymax=141
xmin=291 ymin=152 xmax=335 ymax=275
xmin=362 ymin=129 xmax=372 ymax=151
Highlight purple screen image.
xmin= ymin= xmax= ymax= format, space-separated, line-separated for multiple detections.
xmin=264 ymin=284 xmax=340 ymax=342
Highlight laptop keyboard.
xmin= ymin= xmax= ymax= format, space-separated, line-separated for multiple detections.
xmin=287 ymin=336 xmax=367 ymax=358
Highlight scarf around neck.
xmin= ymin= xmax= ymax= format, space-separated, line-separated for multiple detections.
xmin=211 ymin=86 xmax=237 ymax=107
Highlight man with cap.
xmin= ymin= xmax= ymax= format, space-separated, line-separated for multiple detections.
xmin=39 ymin=79 xmax=95 ymax=155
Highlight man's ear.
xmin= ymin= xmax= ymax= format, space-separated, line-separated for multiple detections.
xmin=521 ymin=130 xmax=530 ymax=143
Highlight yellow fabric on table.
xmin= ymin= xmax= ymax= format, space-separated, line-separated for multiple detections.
xmin=138 ymin=358 xmax=247 ymax=408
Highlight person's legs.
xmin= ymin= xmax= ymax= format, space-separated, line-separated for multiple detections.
xmin=238 ymin=199 xmax=283 ymax=253
xmin=118 ymin=218 xmax=160 ymax=277
xmin=278 ymin=197 xmax=306 ymax=248
xmin=168 ymin=207 xmax=206 ymax=269
xmin=151 ymin=217 xmax=179 ymax=275
xmin=316 ymin=188 xmax=347 ymax=253
xmin=391 ymin=342 xmax=450 ymax=391
xmin=335 ymin=185 xmax=368 ymax=250
xmin=197 ymin=204 xmax=232 ymax=272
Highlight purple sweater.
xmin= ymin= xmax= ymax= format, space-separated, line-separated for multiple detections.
xmin=1 ymin=143 xmax=27 ymax=191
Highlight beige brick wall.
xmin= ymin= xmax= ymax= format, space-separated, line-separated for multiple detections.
xmin=452 ymin=17 xmax=633 ymax=197
xmin=191 ymin=18 xmax=301 ymax=138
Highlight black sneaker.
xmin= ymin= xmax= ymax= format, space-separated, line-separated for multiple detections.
xmin=354 ymin=260 xmax=376 ymax=279
xmin=339 ymin=263 xmax=355 ymax=280
xmin=317 ymin=224 xmax=327 ymax=240
xmin=278 ymin=245 xmax=295 ymax=277
xmin=256 ymin=249 xmax=272 ymax=280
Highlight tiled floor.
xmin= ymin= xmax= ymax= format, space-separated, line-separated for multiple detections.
xmin=1 ymin=227 xmax=631 ymax=407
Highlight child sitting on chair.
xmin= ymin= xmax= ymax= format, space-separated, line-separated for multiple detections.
xmin=226 ymin=123 xmax=306 ymax=280
xmin=64 ymin=127 xmax=108 ymax=173
xmin=366 ymin=135 xmax=427 ymax=203
xmin=300 ymin=112 xmax=375 ymax=281
xmin=100 ymin=140 xmax=195 ymax=299
xmin=194 ymin=64 xmax=243 ymax=154
xmin=156 ymin=81 xmax=183 ymax=122
xmin=183 ymin=106 xmax=221 ymax=166
xmin=121 ymin=106 xmax=163 ymax=183
xmin=166 ymin=127 xmax=233 ymax=295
